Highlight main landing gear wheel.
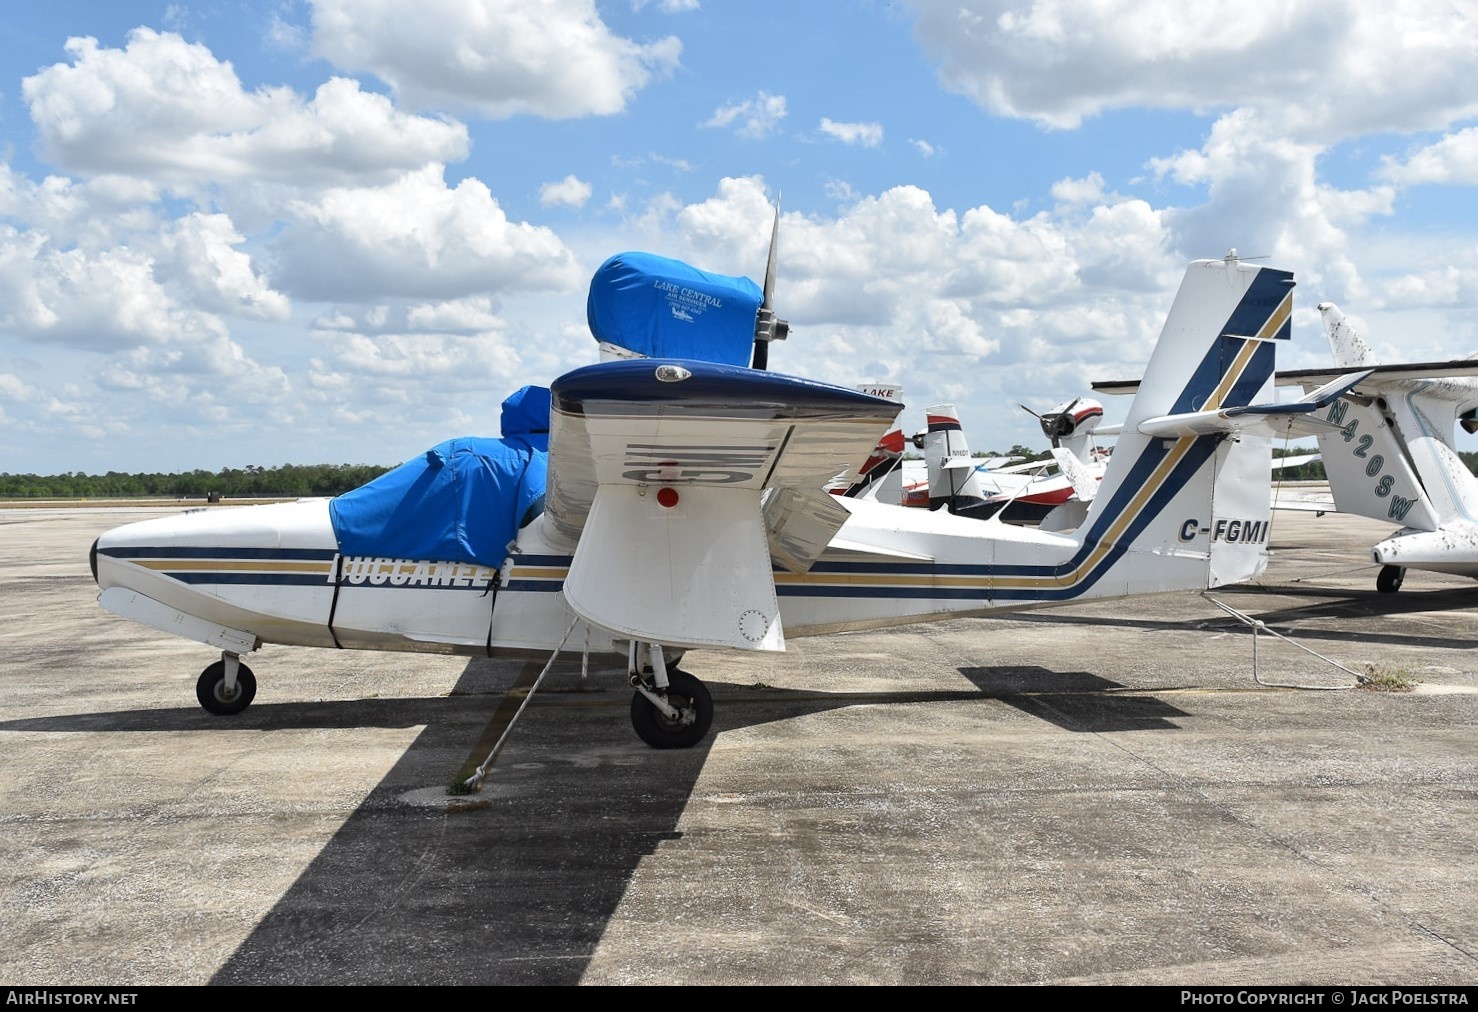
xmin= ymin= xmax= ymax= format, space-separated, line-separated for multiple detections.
xmin=196 ymin=660 xmax=257 ymax=715
xmin=1377 ymin=565 xmax=1406 ymax=594
xmin=630 ymin=669 xmax=713 ymax=749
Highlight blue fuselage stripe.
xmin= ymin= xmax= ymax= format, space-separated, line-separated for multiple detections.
xmin=100 ymin=546 xmax=337 ymax=561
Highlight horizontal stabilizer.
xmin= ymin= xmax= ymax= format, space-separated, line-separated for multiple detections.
xmin=1137 ymin=370 xmax=1370 ymax=439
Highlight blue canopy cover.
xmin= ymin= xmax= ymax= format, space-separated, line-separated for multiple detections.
xmin=328 ymin=386 xmax=550 ymax=566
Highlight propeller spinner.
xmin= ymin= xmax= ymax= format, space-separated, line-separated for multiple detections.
xmin=1022 ymin=397 xmax=1103 ymax=448
xmin=1021 ymin=397 xmax=1082 ymax=448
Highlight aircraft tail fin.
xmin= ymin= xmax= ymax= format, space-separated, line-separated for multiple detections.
xmin=923 ymin=405 xmax=990 ymax=512
xmin=1318 ymin=302 xmax=1380 ymax=369
xmin=837 ymin=428 xmax=906 ymax=501
xmin=1077 ymin=255 xmax=1291 ymax=590
xmin=1302 ymin=303 xmax=1467 ymax=530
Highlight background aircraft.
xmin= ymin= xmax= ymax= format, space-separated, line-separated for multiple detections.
xmin=834 ymin=398 xmax=1104 ymax=524
xmin=913 ymin=400 xmax=1109 ymax=528
xmin=1277 ymin=303 xmax=1478 ymax=592
xmin=91 ymin=249 xmax=1344 ymax=754
xmin=858 ymin=396 xmax=1326 ymax=532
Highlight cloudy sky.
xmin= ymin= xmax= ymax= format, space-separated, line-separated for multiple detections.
xmin=2 ymin=0 xmax=1477 ymax=475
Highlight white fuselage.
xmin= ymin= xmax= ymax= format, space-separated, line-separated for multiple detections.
xmin=94 ymin=453 xmax=1238 ymax=663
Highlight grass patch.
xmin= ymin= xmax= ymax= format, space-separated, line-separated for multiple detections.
xmin=446 ymin=768 xmax=482 ymax=795
xmin=1360 ymin=662 xmax=1420 ymax=692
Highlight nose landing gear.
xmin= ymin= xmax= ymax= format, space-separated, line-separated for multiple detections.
xmin=196 ymin=653 xmax=257 ymax=715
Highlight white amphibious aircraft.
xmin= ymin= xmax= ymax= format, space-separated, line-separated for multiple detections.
xmin=91 ymin=249 xmax=1357 ymax=749
xmin=1276 ymin=303 xmax=1478 ymax=593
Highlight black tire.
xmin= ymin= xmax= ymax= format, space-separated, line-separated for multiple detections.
xmin=630 ymin=669 xmax=713 ymax=749
xmin=1376 ymin=565 xmax=1405 ymax=594
xmin=196 ymin=660 xmax=257 ymax=715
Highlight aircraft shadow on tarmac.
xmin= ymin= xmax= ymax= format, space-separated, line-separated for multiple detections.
xmin=6 ymin=654 xmax=1122 ymax=985
xmin=958 ymin=665 xmax=1190 ymax=733
xmin=0 ymin=667 xmax=997 ymax=738
xmin=210 ymin=658 xmax=1090 ymax=985
xmin=209 ymin=658 xmax=1188 ymax=984
xmin=0 ymin=696 xmax=482 ymax=734
xmin=985 ymin=583 xmax=1478 ymax=652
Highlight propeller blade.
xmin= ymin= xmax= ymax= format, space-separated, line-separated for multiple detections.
xmin=752 ymin=194 xmax=786 ymax=370
xmin=762 ymin=194 xmax=781 ymax=310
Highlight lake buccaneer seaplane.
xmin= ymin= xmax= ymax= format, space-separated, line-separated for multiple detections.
xmin=91 ymin=234 xmax=1362 ymax=751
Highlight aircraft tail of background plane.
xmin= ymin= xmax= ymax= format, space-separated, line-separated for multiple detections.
xmin=1321 ymin=302 xmax=1380 ymax=369
xmin=1307 ymin=303 xmax=1478 ymax=531
xmin=836 ymin=428 xmax=906 ymax=501
xmin=923 ymin=404 xmax=992 ymax=512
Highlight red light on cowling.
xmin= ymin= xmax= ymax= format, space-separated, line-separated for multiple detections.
xmin=656 ymin=487 xmax=680 ymax=508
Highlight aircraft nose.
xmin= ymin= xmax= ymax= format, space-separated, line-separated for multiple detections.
xmin=89 ymin=538 xmax=99 ymax=584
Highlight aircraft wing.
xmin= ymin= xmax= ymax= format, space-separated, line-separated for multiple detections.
xmin=1103 ymin=360 xmax=1478 ymax=397
xmin=1273 ymin=452 xmax=1321 ymax=469
xmin=1275 ymin=359 xmax=1478 ymax=389
xmin=1271 ymin=488 xmax=1338 ymax=513
xmin=544 ymin=359 xmax=899 ymax=651
xmin=984 ymin=458 xmax=1055 ymax=475
xmin=1092 ymin=378 xmax=1141 ymax=397
xmin=973 ymin=455 xmax=1025 ymax=469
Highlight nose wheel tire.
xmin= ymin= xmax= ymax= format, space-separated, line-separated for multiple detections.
xmin=630 ymin=669 xmax=713 ymax=749
xmin=1376 ymin=565 xmax=1405 ymax=594
xmin=196 ymin=660 xmax=257 ymax=715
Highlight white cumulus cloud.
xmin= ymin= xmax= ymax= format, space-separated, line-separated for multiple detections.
xmin=308 ymin=0 xmax=681 ymax=117
xmin=909 ymin=0 xmax=1478 ymax=142
xmin=22 ymin=28 xmax=469 ymax=188
xmin=272 ymin=164 xmax=585 ymax=300
xmin=703 ymin=90 xmax=787 ymax=139
xmin=540 ymin=174 xmax=594 ymax=208
xmin=820 ymin=118 xmax=883 ymax=147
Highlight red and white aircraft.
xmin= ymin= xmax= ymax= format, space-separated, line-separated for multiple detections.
xmin=919 ymin=398 xmax=1112 ymax=529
